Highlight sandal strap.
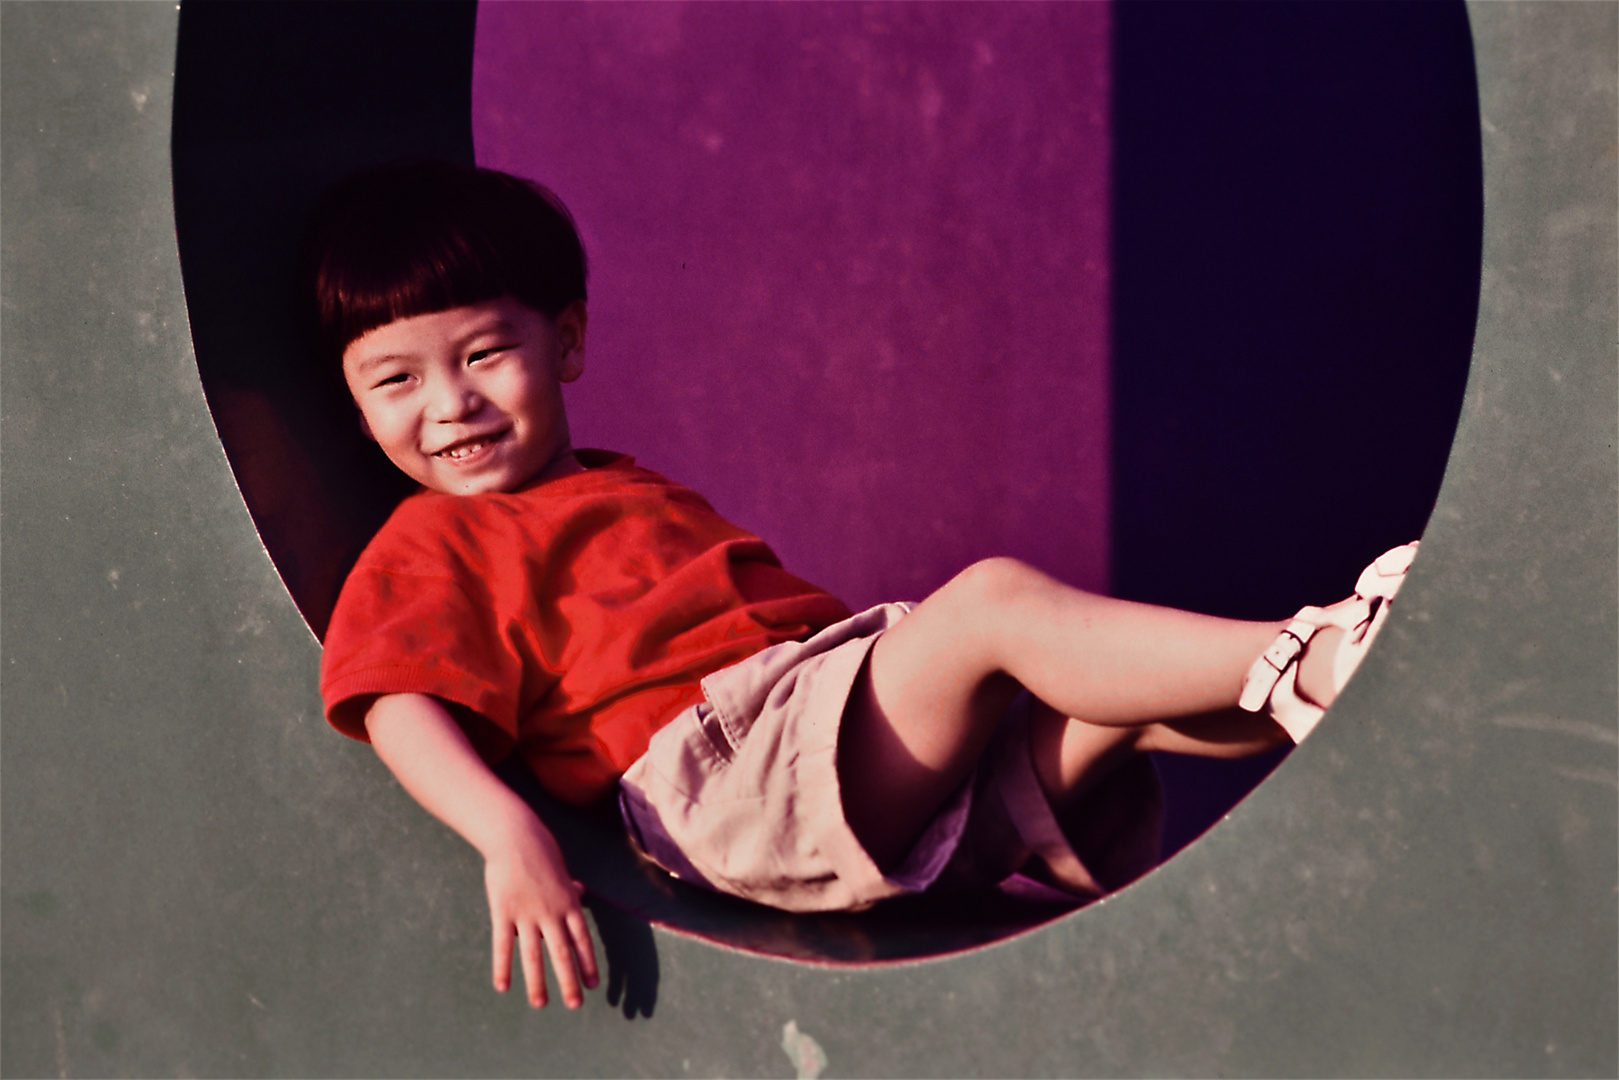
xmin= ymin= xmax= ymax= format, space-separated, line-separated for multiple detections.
xmin=1238 ymin=607 xmax=1326 ymax=715
xmin=1240 ymin=543 xmax=1420 ymax=745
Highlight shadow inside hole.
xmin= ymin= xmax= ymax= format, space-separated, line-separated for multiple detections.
xmin=172 ymin=0 xmax=1481 ymax=964
xmin=1110 ymin=1 xmax=1482 ymax=856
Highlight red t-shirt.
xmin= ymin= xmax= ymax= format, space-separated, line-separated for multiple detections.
xmin=321 ymin=451 xmax=851 ymax=805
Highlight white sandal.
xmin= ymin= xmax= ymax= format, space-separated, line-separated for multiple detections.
xmin=1239 ymin=542 xmax=1419 ymax=743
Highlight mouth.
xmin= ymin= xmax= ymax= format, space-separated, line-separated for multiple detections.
xmin=429 ymin=428 xmax=509 ymax=462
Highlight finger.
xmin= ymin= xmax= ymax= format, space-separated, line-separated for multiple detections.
xmin=519 ymin=923 xmax=548 ymax=1008
xmin=491 ymin=919 xmax=515 ymax=994
xmin=543 ymin=920 xmax=585 ymax=1009
xmin=566 ymin=910 xmax=600 ymax=989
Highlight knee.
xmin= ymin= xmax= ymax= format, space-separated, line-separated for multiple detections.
xmin=944 ymin=557 xmax=1051 ymax=611
xmin=940 ymin=557 xmax=1108 ymax=621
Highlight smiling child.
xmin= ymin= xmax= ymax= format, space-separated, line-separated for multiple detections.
xmin=314 ymin=160 xmax=1416 ymax=1011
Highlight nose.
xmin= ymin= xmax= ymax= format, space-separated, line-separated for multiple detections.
xmin=423 ymin=370 xmax=484 ymax=423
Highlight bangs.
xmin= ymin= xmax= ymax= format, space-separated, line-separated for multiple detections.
xmin=316 ymin=218 xmax=509 ymax=359
xmin=310 ymin=161 xmax=587 ymax=364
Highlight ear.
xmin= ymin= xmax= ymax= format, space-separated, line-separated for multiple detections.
xmin=556 ymin=301 xmax=587 ymax=383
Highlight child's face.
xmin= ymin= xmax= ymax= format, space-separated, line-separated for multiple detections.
xmin=342 ymin=297 xmax=586 ymax=495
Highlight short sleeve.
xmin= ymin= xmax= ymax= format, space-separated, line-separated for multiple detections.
xmin=321 ymin=552 xmax=532 ymax=760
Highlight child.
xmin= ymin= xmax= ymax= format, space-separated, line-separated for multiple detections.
xmin=313 ymin=160 xmax=1416 ymax=1011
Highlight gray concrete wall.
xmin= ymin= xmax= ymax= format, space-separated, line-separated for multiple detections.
xmin=2 ymin=2 xmax=1613 ymax=1075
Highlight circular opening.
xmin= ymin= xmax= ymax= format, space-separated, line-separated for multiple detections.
xmin=173 ymin=0 xmax=1481 ymax=965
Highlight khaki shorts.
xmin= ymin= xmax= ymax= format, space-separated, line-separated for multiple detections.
xmin=618 ymin=603 xmax=1163 ymax=914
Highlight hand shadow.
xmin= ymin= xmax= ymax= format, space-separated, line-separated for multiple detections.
xmin=583 ymin=894 xmax=659 ymax=1019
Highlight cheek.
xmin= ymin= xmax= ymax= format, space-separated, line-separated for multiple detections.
xmin=485 ymin=369 xmax=548 ymax=417
xmin=358 ymin=403 xmax=414 ymax=449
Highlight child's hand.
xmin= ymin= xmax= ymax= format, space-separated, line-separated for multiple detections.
xmin=484 ymin=815 xmax=600 ymax=1008
xmin=360 ymin=693 xmax=602 ymax=1011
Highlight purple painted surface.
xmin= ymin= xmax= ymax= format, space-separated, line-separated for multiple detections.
xmin=473 ymin=1 xmax=1110 ymax=609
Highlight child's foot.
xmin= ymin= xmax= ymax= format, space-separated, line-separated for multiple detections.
xmin=1237 ymin=542 xmax=1419 ymax=743
xmin=1295 ymin=623 xmax=1347 ymax=707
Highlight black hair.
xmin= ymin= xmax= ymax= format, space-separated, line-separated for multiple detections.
xmin=308 ymin=159 xmax=587 ymax=364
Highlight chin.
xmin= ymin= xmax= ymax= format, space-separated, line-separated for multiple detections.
xmin=436 ymin=475 xmax=504 ymax=496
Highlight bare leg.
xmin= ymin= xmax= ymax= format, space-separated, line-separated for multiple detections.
xmin=840 ymin=558 xmax=1302 ymax=869
xmin=1025 ymin=701 xmax=1288 ymax=810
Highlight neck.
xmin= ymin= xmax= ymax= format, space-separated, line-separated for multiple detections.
xmin=533 ymin=447 xmax=585 ymax=484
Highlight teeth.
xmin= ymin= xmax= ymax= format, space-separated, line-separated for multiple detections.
xmin=436 ymin=435 xmax=494 ymax=459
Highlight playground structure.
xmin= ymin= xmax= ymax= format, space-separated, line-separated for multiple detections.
xmin=2 ymin=2 xmax=1614 ymax=1075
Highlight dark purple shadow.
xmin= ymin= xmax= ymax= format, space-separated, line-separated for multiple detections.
xmin=1111 ymin=2 xmax=1481 ymax=855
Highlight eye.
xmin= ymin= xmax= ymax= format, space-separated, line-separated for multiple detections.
xmin=467 ymin=343 xmax=514 ymax=365
xmin=370 ymin=372 xmax=409 ymax=389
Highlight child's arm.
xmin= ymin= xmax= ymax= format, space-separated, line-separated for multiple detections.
xmin=362 ymin=692 xmax=600 ymax=1009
